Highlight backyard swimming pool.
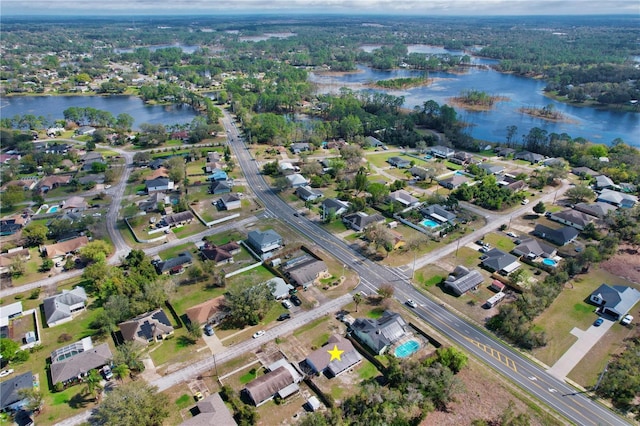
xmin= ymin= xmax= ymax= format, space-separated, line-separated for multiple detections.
xmin=421 ymin=219 xmax=439 ymax=228
xmin=47 ymin=206 xmax=59 ymax=213
xmin=395 ymin=340 xmax=420 ymax=358
xmin=542 ymin=258 xmax=557 ymax=267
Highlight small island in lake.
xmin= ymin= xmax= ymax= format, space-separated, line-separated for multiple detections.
xmin=448 ymin=89 xmax=508 ymax=111
xmin=519 ymin=104 xmax=575 ymax=123
xmin=369 ymin=76 xmax=431 ymax=90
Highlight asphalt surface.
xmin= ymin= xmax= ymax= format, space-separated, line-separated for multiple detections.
xmin=222 ymin=109 xmax=630 ymax=426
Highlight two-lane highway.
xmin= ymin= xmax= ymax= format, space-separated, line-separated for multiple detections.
xmin=222 ymin=109 xmax=630 ymax=426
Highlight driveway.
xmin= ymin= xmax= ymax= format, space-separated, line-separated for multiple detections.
xmin=546 ymin=317 xmax=615 ymax=380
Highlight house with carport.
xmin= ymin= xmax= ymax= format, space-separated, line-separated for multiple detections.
xmin=588 ymin=284 xmax=640 ymax=320
xmin=481 ymin=249 xmax=521 ymax=275
xmin=549 ymin=209 xmax=594 ymax=231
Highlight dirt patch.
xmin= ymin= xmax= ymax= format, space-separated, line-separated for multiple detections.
xmin=600 ymin=245 xmax=640 ymax=284
xmin=422 ymin=361 xmax=553 ymax=426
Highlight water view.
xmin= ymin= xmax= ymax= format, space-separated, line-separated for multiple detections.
xmin=0 ymin=95 xmax=199 ymax=129
xmin=310 ymin=64 xmax=639 ymax=146
xmin=113 ymin=44 xmax=201 ymax=54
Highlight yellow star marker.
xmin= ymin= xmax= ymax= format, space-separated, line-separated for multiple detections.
xmin=327 ymin=344 xmax=344 ymax=362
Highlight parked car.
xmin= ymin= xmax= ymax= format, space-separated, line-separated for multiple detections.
xmin=101 ymin=366 xmax=113 ymax=380
xmin=194 ymin=391 xmax=204 ymax=401
xmin=282 ymin=299 xmax=293 ymax=309
xmin=252 ymin=330 xmax=265 ymax=339
xmin=475 ymin=240 xmax=484 ymax=246
xmin=593 ymin=318 xmax=604 ymax=327
xmin=204 ymin=324 xmax=214 ymax=336
xmin=506 ymin=232 xmax=518 ymax=238
xmin=521 ymin=199 xmax=530 ymax=205
xmin=278 ymin=313 xmax=291 ymax=321
xmin=479 ymin=246 xmax=490 ymax=253
xmin=406 ymin=299 xmax=417 ymax=308
xmin=0 ymin=369 xmax=14 ymax=378
xmin=621 ymin=315 xmax=633 ymax=326
xmin=291 ymin=295 xmax=302 ymax=306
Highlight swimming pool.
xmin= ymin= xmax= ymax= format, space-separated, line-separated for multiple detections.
xmin=421 ymin=219 xmax=439 ymax=228
xmin=47 ymin=206 xmax=59 ymax=213
xmin=395 ymin=340 xmax=420 ymax=358
xmin=542 ymin=258 xmax=557 ymax=267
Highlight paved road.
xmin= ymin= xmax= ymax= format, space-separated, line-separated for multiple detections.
xmin=222 ymin=109 xmax=629 ymax=426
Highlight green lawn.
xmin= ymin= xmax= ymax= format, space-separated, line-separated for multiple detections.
xmin=158 ymin=243 xmax=197 ymax=260
xmin=444 ymin=161 xmax=463 ymax=170
xmin=357 ymin=360 xmax=381 ymax=380
xmin=483 ymin=233 xmax=516 ymax=252
xmin=173 ymin=222 xmax=207 ymax=239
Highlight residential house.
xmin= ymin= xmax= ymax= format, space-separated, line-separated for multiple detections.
xmin=62 ymin=196 xmax=88 ymax=211
xmin=138 ymin=192 xmax=167 ymax=213
xmin=574 ymin=202 xmax=617 ymax=219
xmin=430 ymin=145 xmax=455 ymax=159
xmin=148 ymin=159 xmax=165 ymax=170
xmin=217 ymin=193 xmax=241 ymax=210
xmin=0 ymin=372 xmax=34 ymax=412
xmin=118 ymin=309 xmax=175 ymax=344
xmin=279 ymin=162 xmax=296 ymax=175
xmin=243 ymin=359 xmax=303 ymax=406
xmin=38 ymin=175 xmax=72 ymax=192
xmin=0 ymin=153 xmax=21 ymax=164
xmin=145 ymin=167 xmax=169 ymax=181
xmin=206 ymin=161 xmax=226 ymax=174
xmin=77 ymin=174 xmax=105 ymax=185
xmin=43 ymin=286 xmax=88 ymax=327
xmin=514 ymin=151 xmax=544 ymax=164
xmin=495 ymin=147 xmax=516 ymax=157
xmin=351 ymin=310 xmax=407 ymax=355
xmin=619 ymin=182 xmax=637 ymax=193
xmin=0 ymin=219 xmax=23 ymax=237
xmin=207 ymin=169 xmax=228 ymax=182
xmin=201 ymin=242 xmax=240 ymax=266
xmin=286 ymin=173 xmax=309 ymax=188
xmin=207 ymin=152 xmax=221 ymax=163
xmin=209 ymin=181 xmax=232 ymax=195
xmin=571 ymin=167 xmax=600 ymax=178
xmin=0 ymin=249 xmax=30 ymax=275
xmin=497 ymin=174 xmax=527 ymax=192
xmin=146 ymin=177 xmax=174 ymax=193
xmin=43 ymin=143 xmax=70 ymax=155
xmin=543 ymin=158 xmax=566 ymax=167
xmin=290 ymin=142 xmax=311 ymax=154
xmin=0 ymin=301 xmax=23 ymax=328
xmin=366 ymin=136 xmax=384 ymax=149
xmin=408 ymin=166 xmax=432 ymax=181
xmin=296 ymin=186 xmax=323 ymax=202
xmin=533 ymin=224 xmax=579 ymax=246
xmin=164 ymin=211 xmax=195 ymax=227
xmin=342 ymin=212 xmax=385 ymax=232
xmin=444 ymin=265 xmax=484 ymax=296
xmin=481 ymin=249 xmax=521 ymax=274
xmin=321 ymin=198 xmax=349 ymax=220
xmin=450 ymin=151 xmax=474 ymax=165
xmin=304 ymin=334 xmax=363 ymax=377
xmin=420 ymin=204 xmax=457 ymax=224
xmin=50 ymin=337 xmax=113 ymax=385
xmin=588 ymin=284 xmax=640 ymax=320
xmin=549 ymin=209 xmax=594 ymax=231
xmin=597 ymin=189 xmax=638 ymax=208
xmin=1 ymin=178 xmax=38 ymax=192
xmin=76 ymin=126 xmax=96 ymax=136
xmin=180 ymin=393 xmax=237 ymax=426
xmin=387 ymin=190 xmax=420 ymax=208
xmin=42 ymin=236 xmax=89 ymax=260
xmin=478 ymin=163 xmax=504 ymax=175
xmin=81 ymin=152 xmax=105 ymax=171
xmin=265 ymin=277 xmax=295 ymax=300
xmin=438 ymin=174 xmax=471 ymax=190
xmin=185 ymin=296 xmax=229 ymax=327
xmin=155 ymin=252 xmax=193 ymax=275
xmin=512 ymin=238 xmax=557 ymax=259
xmin=247 ymin=229 xmax=283 ymax=257
xmin=386 ymin=156 xmax=411 ymax=168
xmin=282 ymin=256 xmax=328 ymax=289
xmin=595 ymin=175 xmax=615 ymax=190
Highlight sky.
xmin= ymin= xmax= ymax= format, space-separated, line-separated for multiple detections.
xmin=2 ymin=0 xmax=639 ymax=16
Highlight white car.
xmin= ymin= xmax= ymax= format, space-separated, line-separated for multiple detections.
xmin=521 ymin=199 xmax=530 ymax=205
xmin=406 ymin=299 xmax=418 ymax=308
xmin=0 ymin=369 xmax=14 ymax=378
xmin=506 ymin=232 xmax=518 ymax=238
xmin=252 ymin=330 xmax=266 ymax=339
xmin=621 ymin=315 xmax=633 ymax=326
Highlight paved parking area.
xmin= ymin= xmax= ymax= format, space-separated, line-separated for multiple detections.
xmin=547 ymin=318 xmax=614 ymax=379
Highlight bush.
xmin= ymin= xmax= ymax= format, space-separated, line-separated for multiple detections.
xmin=29 ymin=289 xmax=41 ymax=300
xmin=58 ymin=333 xmax=73 ymax=343
xmin=54 ymin=382 xmax=64 ymax=392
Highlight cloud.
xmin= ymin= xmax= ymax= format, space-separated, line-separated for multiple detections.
xmin=2 ymin=0 xmax=638 ymax=15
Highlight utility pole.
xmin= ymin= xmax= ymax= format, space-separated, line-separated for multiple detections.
xmin=455 ymin=238 xmax=461 ymax=257
xmin=593 ymin=360 xmax=610 ymax=391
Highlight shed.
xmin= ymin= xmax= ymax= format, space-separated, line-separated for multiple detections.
xmin=307 ymin=396 xmax=321 ymax=412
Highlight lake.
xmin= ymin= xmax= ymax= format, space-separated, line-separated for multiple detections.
xmin=0 ymin=95 xmax=199 ymax=129
xmin=113 ymin=44 xmax=201 ymax=54
xmin=310 ymin=64 xmax=639 ymax=146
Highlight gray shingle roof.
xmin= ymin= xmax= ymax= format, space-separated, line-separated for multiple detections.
xmin=50 ymin=343 xmax=113 ymax=384
xmin=444 ymin=265 xmax=484 ymax=296
xmin=43 ymin=287 xmax=87 ymax=326
xmin=533 ymin=224 xmax=579 ymax=246
xmin=481 ymin=249 xmax=519 ymax=272
xmin=0 ymin=371 xmax=33 ymax=410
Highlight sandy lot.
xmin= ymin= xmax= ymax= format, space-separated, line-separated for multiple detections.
xmin=600 ymin=245 xmax=640 ymax=285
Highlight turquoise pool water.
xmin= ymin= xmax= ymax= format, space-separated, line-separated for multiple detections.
xmin=421 ymin=219 xmax=439 ymax=228
xmin=47 ymin=206 xmax=59 ymax=213
xmin=395 ymin=340 xmax=420 ymax=358
xmin=542 ymin=258 xmax=557 ymax=267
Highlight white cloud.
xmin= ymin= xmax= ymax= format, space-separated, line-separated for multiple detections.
xmin=2 ymin=0 xmax=637 ymax=15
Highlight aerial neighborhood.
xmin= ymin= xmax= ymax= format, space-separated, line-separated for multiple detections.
xmin=0 ymin=11 xmax=639 ymax=426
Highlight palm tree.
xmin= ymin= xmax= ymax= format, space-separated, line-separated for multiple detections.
xmin=353 ymin=293 xmax=363 ymax=312
xmin=84 ymin=369 xmax=104 ymax=401
xmin=112 ymin=364 xmax=131 ymax=382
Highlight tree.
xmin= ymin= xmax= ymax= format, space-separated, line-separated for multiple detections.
xmin=40 ymin=258 xmax=54 ymax=272
xmin=133 ymin=151 xmax=151 ymax=165
xmin=0 ymin=185 xmax=25 ymax=209
xmin=21 ymin=222 xmax=47 ymax=247
xmin=377 ymin=283 xmax=394 ymax=299
xmin=10 ymin=256 xmax=26 ymax=277
xmin=116 ymin=113 xmax=134 ymax=131
xmin=113 ymin=341 xmax=145 ymax=373
xmin=17 ymin=387 xmax=43 ymax=413
xmin=84 ymin=369 xmax=104 ymax=401
xmin=532 ymin=201 xmax=546 ymax=215
xmin=85 ymin=140 xmax=96 ymax=151
xmin=224 ymin=281 xmax=275 ymax=326
xmin=186 ymin=321 xmax=203 ymax=343
xmin=165 ymin=156 xmax=186 ymax=182
xmin=354 ymin=167 xmax=368 ymax=195
xmin=565 ymin=184 xmax=595 ymax=204
xmin=78 ymin=240 xmax=111 ymax=264
xmin=0 ymin=338 xmax=21 ymax=363
xmin=112 ymin=364 xmax=131 ymax=382
xmin=353 ymin=293 xmax=363 ymax=312
xmin=434 ymin=346 xmax=468 ymax=374
xmin=91 ymin=381 xmax=169 ymax=426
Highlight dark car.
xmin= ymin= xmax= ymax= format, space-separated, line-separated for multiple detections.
xmin=594 ymin=318 xmax=604 ymax=327
xmin=204 ymin=324 xmax=214 ymax=336
xmin=291 ymin=295 xmax=302 ymax=306
xmin=278 ymin=313 xmax=291 ymax=321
